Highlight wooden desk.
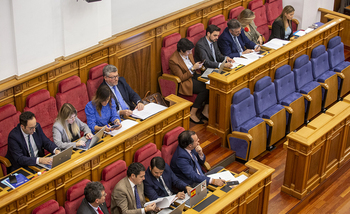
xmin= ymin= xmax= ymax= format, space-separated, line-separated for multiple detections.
xmin=205 ymin=17 xmax=345 ymax=147
xmin=282 ymin=94 xmax=350 ymax=199
xmin=0 ymin=95 xmax=191 ymax=214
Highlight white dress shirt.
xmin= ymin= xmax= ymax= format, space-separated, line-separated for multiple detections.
xmin=21 ymin=128 xmax=39 ymax=164
xmin=179 ymin=53 xmax=194 ymax=74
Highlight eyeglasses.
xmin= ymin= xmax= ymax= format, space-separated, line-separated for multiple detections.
xmin=107 ymin=75 xmax=119 ymax=79
xmin=27 ymin=124 xmax=38 ymax=131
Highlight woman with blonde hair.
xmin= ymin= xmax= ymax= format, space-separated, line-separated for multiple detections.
xmin=237 ymin=9 xmax=263 ymax=45
xmin=53 ymin=103 xmax=93 ymax=149
xmin=85 ymin=84 xmax=122 ymax=132
xmin=269 ymin=5 xmax=295 ymax=41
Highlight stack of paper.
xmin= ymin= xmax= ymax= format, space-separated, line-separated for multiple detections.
xmin=207 ymin=170 xmax=237 ymax=181
xmin=107 ymin=119 xmax=139 ymax=136
xmin=131 ymin=103 xmax=168 ymax=120
xmin=262 ymin=38 xmax=290 ymax=50
xmin=144 ymin=195 xmax=177 ymax=209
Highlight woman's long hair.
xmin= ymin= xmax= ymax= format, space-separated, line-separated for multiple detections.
xmin=92 ymin=84 xmax=113 ymax=117
xmin=56 ymin=103 xmax=80 ymax=140
xmin=278 ymin=5 xmax=295 ymax=29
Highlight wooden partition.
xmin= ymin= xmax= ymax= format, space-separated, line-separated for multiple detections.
xmin=282 ymin=94 xmax=350 ymax=199
xmin=206 ymin=17 xmax=345 ymax=147
xmin=0 ymin=95 xmax=191 ymax=214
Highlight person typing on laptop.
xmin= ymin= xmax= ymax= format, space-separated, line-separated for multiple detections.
xmin=6 ymin=111 xmax=60 ymax=173
xmin=53 ymin=103 xmax=93 ymax=150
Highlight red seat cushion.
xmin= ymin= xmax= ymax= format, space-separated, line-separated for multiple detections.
xmin=0 ymin=104 xmax=20 ymax=158
xmin=56 ymin=76 xmax=89 ymax=123
xmin=134 ymin=143 xmax=161 ymax=169
xmin=208 ymin=15 xmax=227 ymax=35
xmin=229 ymin=6 xmax=244 ymax=20
xmin=87 ymin=63 xmax=108 ymax=100
xmin=248 ymin=0 xmax=263 ymax=10
xmin=187 ymin=23 xmax=206 ymax=49
xmin=65 ymin=179 xmax=90 ymax=214
xmin=24 ymin=89 xmax=58 ymax=141
xmin=161 ymin=33 xmax=181 ymax=74
xmin=265 ymin=0 xmax=283 ymax=26
xmin=161 ymin=127 xmax=185 ymax=165
xmin=32 ymin=199 xmax=65 ymax=214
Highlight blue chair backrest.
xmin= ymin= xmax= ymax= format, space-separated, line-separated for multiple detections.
xmin=231 ymin=88 xmax=257 ymax=131
xmin=327 ymin=36 xmax=345 ymax=68
xmin=310 ymin=45 xmax=330 ymax=78
xmin=274 ymin=65 xmax=295 ymax=102
xmin=293 ymin=55 xmax=314 ymax=90
xmin=253 ymin=76 xmax=277 ymax=116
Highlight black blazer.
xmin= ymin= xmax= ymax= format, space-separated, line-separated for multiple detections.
xmin=269 ymin=17 xmax=293 ymax=41
xmin=101 ymin=77 xmax=142 ymax=111
xmin=6 ymin=123 xmax=57 ymax=173
xmin=194 ymin=36 xmax=226 ymax=68
xmin=77 ymin=198 xmax=109 ymax=214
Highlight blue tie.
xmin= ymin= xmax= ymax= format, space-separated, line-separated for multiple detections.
xmin=191 ymin=151 xmax=204 ymax=176
xmin=134 ymin=185 xmax=142 ymax=209
xmin=113 ymin=86 xmax=129 ymax=110
xmin=28 ymin=135 xmax=35 ymax=157
xmin=234 ymin=36 xmax=243 ymax=53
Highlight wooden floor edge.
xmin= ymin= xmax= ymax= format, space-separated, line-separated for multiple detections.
xmin=287 ymin=158 xmax=350 ymax=214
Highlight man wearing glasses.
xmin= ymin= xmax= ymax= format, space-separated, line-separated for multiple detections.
xmin=100 ymin=65 xmax=144 ymax=117
xmin=6 ymin=111 xmax=60 ymax=173
xmin=77 ymin=181 xmax=109 ymax=214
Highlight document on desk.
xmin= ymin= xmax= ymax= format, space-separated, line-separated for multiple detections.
xmin=144 ymin=195 xmax=177 ymax=209
xmin=131 ymin=103 xmax=168 ymax=120
xmin=233 ymin=57 xmax=255 ymax=66
xmin=207 ymin=170 xmax=237 ymax=181
xmin=107 ymin=119 xmax=139 ymax=137
xmin=230 ymin=62 xmax=241 ymax=69
xmin=262 ymin=38 xmax=290 ymax=50
xmin=236 ymin=174 xmax=248 ymax=183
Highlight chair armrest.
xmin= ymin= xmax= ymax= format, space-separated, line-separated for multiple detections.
xmin=203 ymin=162 xmax=211 ymax=171
xmin=283 ymin=106 xmax=293 ymax=114
xmin=0 ymin=156 xmax=11 ymax=168
xmin=337 ymin=72 xmax=345 ymax=79
xmin=319 ymin=83 xmax=329 ymax=90
xmin=268 ymin=25 xmax=272 ymax=30
xmin=263 ymin=118 xmax=274 ymax=127
xmin=230 ymin=131 xmax=253 ymax=142
xmin=302 ymin=94 xmax=312 ymax=101
xmin=292 ymin=18 xmax=299 ymax=25
xmin=161 ymin=74 xmax=181 ymax=83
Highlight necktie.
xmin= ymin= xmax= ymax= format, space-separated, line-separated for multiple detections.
xmin=113 ymin=86 xmax=129 ymax=110
xmin=191 ymin=151 xmax=204 ymax=176
xmin=158 ymin=177 xmax=169 ymax=196
xmin=210 ymin=43 xmax=217 ymax=62
xmin=234 ymin=36 xmax=243 ymax=53
xmin=134 ymin=185 xmax=142 ymax=209
xmin=97 ymin=207 xmax=103 ymax=214
xmin=28 ymin=135 xmax=35 ymax=157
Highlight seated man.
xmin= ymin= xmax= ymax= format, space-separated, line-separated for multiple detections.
xmin=6 ymin=111 xmax=60 ymax=173
xmin=100 ymin=64 xmax=144 ymax=118
xmin=111 ymin=162 xmax=159 ymax=214
xmin=194 ymin=24 xmax=234 ymax=69
xmin=77 ymin=181 xmax=109 ymax=214
xmin=217 ymin=19 xmax=260 ymax=58
xmin=144 ymin=156 xmax=192 ymax=201
xmin=170 ymin=130 xmax=225 ymax=187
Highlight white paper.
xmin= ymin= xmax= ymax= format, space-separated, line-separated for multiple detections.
xmin=236 ymin=174 xmax=248 ymax=183
xmin=207 ymin=170 xmax=237 ymax=181
xmin=205 ymin=80 xmax=210 ymax=85
xmin=106 ymin=119 xmax=139 ymax=136
xmin=294 ymin=30 xmax=306 ymax=37
xmin=242 ymin=52 xmax=262 ymax=60
xmin=131 ymin=103 xmax=168 ymax=120
xmin=232 ymin=57 xmax=256 ymax=66
xmin=262 ymin=38 xmax=291 ymax=50
xmin=305 ymin=28 xmax=314 ymax=33
xmin=144 ymin=195 xmax=177 ymax=209
xmin=230 ymin=62 xmax=240 ymax=69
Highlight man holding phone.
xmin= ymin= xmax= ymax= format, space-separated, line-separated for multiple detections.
xmin=195 ymin=25 xmax=234 ymax=69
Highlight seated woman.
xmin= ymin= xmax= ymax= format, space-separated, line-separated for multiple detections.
xmin=238 ymin=9 xmax=263 ymax=45
xmin=169 ymin=38 xmax=208 ymax=124
xmin=269 ymin=5 xmax=295 ymax=41
xmin=85 ymin=84 xmax=122 ymax=132
xmin=53 ymin=103 xmax=93 ymax=150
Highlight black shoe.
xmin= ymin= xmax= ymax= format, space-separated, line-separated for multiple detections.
xmin=200 ymin=113 xmax=208 ymax=121
xmin=190 ymin=117 xmax=204 ymax=124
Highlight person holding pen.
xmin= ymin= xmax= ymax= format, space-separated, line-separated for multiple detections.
xmin=85 ymin=84 xmax=122 ymax=133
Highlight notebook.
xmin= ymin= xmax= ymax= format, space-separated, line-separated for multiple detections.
xmin=37 ymin=146 xmax=73 ymax=170
xmin=76 ymin=126 xmax=105 ymax=151
xmin=201 ymin=56 xmax=227 ymax=79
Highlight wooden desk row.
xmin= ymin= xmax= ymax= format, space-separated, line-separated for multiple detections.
xmin=282 ymin=94 xmax=350 ymax=199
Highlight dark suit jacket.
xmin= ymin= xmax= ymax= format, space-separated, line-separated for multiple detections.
xmin=217 ymin=27 xmax=256 ymax=58
xmin=269 ymin=17 xmax=293 ymax=41
xmin=101 ymin=77 xmax=141 ymax=111
xmin=144 ymin=163 xmax=188 ymax=201
xmin=170 ymin=146 xmax=209 ymax=186
xmin=6 ymin=123 xmax=57 ymax=173
xmin=194 ymin=36 xmax=226 ymax=68
xmin=77 ymin=198 xmax=109 ymax=214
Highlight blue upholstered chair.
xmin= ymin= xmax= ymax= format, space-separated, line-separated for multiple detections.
xmin=254 ymin=76 xmax=286 ymax=150
xmin=327 ymin=36 xmax=350 ymax=97
xmin=293 ymin=55 xmax=322 ymax=122
xmin=274 ymin=65 xmax=305 ymax=133
xmin=227 ymin=88 xmax=266 ymax=161
xmin=310 ymin=45 xmax=338 ymax=110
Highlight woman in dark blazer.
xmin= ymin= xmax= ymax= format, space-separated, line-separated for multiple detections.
xmin=169 ymin=38 xmax=208 ymax=124
xmin=269 ymin=5 xmax=295 ymax=41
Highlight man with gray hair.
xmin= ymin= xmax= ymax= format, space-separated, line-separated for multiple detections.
xmin=100 ymin=64 xmax=144 ymax=117
xmin=217 ymin=19 xmax=260 ymax=58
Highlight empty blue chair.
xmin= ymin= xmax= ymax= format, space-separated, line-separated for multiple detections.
xmin=327 ymin=36 xmax=350 ymax=97
xmin=227 ymin=88 xmax=266 ymax=161
xmin=310 ymin=45 xmax=338 ymax=109
xmin=254 ymin=76 xmax=286 ymax=150
xmin=293 ymin=55 xmax=322 ymax=122
xmin=274 ymin=65 xmax=305 ymax=133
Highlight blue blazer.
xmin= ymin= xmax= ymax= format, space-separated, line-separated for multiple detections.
xmin=6 ymin=123 xmax=57 ymax=172
xmin=170 ymin=146 xmax=209 ymax=186
xmin=144 ymin=163 xmax=188 ymax=201
xmin=101 ymin=77 xmax=141 ymax=111
xmin=217 ymin=27 xmax=257 ymax=58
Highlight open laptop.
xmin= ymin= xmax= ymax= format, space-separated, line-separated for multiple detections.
xmin=201 ymin=56 xmax=227 ymax=79
xmin=76 ymin=126 xmax=105 ymax=151
xmin=37 ymin=146 xmax=73 ymax=170
xmin=158 ymin=203 xmax=186 ymax=214
xmin=175 ymin=180 xmax=207 ymax=208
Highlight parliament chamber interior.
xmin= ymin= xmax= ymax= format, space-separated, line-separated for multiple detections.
xmin=1 ymin=0 xmax=350 ymax=213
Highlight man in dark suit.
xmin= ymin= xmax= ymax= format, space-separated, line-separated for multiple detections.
xmin=217 ymin=19 xmax=260 ymax=58
xmin=100 ymin=64 xmax=144 ymax=117
xmin=194 ymin=24 xmax=234 ymax=69
xmin=170 ymin=130 xmax=225 ymax=187
xmin=77 ymin=181 xmax=109 ymax=214
xmin=144 ymin=157 xmax=192 ymax=201
xmin=111 ymin=162 xmax=159 ymax=214
xmin=6 ymin=111 xmax=60 ymax=173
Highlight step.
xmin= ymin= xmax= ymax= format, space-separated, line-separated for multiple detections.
xmin=205 ymin=147 xmax=235 ymax=169
xmin=201 ymin=135 xmax=221 ymax=155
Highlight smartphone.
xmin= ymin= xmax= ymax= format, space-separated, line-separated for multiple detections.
xmin=110 ymin=124 xmax=120 ymax=129
xmin=9 ymin=174 xmax=17 ymax=184
xmin=200 ymin=59 xmax=206 ymax=64
xmin=226 ymin=181 xmax=239 ymax=186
